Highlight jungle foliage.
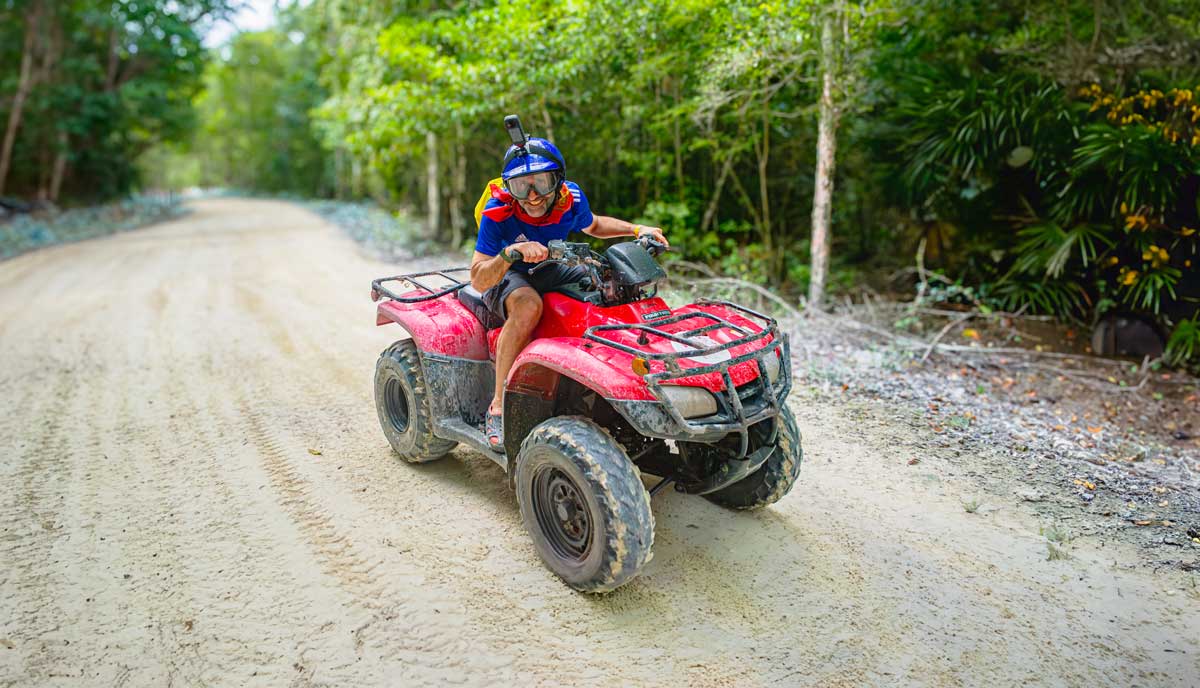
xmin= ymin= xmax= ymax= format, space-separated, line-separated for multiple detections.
xmin=4 ymin=0 xmax=1200 ymax=361
xmin=0 ymin=0 xmax=233 ymax=202
xmin=279 ymin=0 xmax=1199 ymax=357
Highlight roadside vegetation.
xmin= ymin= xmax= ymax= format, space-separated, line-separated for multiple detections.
xmin=0 ymin=193 xmax=184 ymax=260
xmin=3 ymin=0 xmax=1200 ymax=367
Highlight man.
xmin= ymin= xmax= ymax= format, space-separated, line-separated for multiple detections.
xmin=470 ymin=134 xmax=668 ymax=449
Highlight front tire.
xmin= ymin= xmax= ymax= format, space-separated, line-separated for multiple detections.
xmin=515 ymin=417 xmax=654 ymax=593
xmin=704 ymin=406 xmax=803 ymax=510
xmin=374 ymin=339 xmax=457 ymax=462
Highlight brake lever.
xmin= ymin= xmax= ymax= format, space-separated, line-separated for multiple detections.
xmin=528 ymin=258 xmax=568 ymax=274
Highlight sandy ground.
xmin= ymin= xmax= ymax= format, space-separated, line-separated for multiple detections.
xmin=1 ymin=198 xmax=1197 ymax=687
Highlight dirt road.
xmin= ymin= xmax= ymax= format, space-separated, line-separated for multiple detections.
xmin=1 ymin=199 xmax=1196 ymax=687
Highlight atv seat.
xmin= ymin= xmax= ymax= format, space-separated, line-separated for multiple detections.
xmin=457 ymin=285 xmax=505 ymax=330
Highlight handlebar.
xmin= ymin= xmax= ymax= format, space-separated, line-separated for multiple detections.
xmin=637 ymin=234 xmax=669 ymax=257
xmin=515 ymin=236 xmax=666 ymax=276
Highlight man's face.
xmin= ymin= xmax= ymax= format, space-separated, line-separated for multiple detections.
xmin=517 ymin=186 xmax=551 ymax=217
xmin=509 ymin=172 xmax=557 ymax=217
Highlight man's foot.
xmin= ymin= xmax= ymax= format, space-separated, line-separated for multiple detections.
xmin=485 ymin=410 xmax=503 ymax=451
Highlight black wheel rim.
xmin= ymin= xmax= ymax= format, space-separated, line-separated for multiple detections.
xmin=384 ymin=376 xmax=410 ymax=434
xmin=531 ymin=466 xmax=592 ymax=561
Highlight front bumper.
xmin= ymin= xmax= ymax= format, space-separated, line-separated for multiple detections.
xmin=594 ymin=300 xmax=792 ymax=457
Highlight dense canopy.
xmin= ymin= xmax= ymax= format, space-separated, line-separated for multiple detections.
xmin=3 ymin=0 xmax=1200 ymax=362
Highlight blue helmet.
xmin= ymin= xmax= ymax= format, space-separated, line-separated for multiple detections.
xmin=502 ymin=137 xmax=565 ymax=181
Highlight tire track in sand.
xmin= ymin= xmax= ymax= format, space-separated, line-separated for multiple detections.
xmin=0 ymin=373 xmax=76 ymax=686
xmin=231 ymin=372 xmax=514 ymax=686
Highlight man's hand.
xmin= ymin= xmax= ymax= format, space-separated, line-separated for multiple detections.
xmin=636 ymin=225 xmax=669 ymax=248
xmin=509 ymin=241 xmax=549 ymax=262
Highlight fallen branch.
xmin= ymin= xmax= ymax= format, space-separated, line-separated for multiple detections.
xmin=1017 ymin=361 xmax=1152 ymax=393
xmin=921 ymin=311 xmax=974 ymax=363
xmin=933 ymin=342 xmax=1131 ymax=366
xmin=673 ymin=276 xmax=804 ymax=319
xmin=912 ymin=307 xmax=1059 ymax=322
xmin=668 ymin=259 xmax=720 ymax=278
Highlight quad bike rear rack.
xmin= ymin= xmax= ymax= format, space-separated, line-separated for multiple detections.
xmin=583 ymin=299 xmax=791 ymax=458
xmin=371 ymin=268 xmax=470 ymax=303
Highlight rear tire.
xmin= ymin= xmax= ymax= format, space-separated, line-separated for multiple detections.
xmin=374 ymin=339 xmax=457 ymax=462
xmin=704 ymin=406 xmax=803 ymax=510
xmin=515 ymin=417 xmax=654 ymax=593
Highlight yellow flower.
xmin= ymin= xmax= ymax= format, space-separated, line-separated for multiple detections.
xmin=1187 ymin=259 xmax=1193 ymax=268
xmin=1120 ymin=268 xmax=1139 ymax=285
xmin=1182 ymin=226 xmax=1197 ymax=236
xmin=1142 ymin=245 xmax=1169 ymax=267
xmin=1120 ymin=202 xmax=1128 ymax=214
xmin=1107 ymin=255 xmax=1120 ymax=266
xmin=1124 ymin=214 xmax=1149 ymax=231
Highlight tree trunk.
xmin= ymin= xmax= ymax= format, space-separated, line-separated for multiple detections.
xmin=653 ymin=79 xmax=662 ymax=202
xmin=808 ymin=8 xmax=840 ymax=310
xmin=105 ymin=25 xmax=120 ymax=92
xmin=351 ymin=154 xmax=363 ymax=199
xmin=449 ymin=122 xmax=467 ymax=250
xmin=49 ymin=129 xmax=68 ymax=202
xmin=540 ymin=99 xmax=555 ymax=143
xmin=755 ymin=86 xmax=774 ymax=281
xmin=0 ymin=1 xmax=41 ymax=196
xmin=672 ymin=78 xmax=685 ymax=202
xmin=700 ymin=150 xmax=735 ymax=234
xmin=334 ymin=146 xmax=345 ymax=199
xmin=425 ymin=130 xmax=439 ymax=239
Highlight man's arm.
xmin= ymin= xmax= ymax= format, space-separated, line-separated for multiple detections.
xmin=470 ymin=251 xmax=511 ymax=293
xmin=582 ymin=215 xmax=669 ymax=246
xmin=469 ymin=242 xmax=551 ymax=292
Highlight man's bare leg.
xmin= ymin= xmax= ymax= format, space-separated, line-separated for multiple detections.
xmin=489 ymin=286 xmax=543 ymax=417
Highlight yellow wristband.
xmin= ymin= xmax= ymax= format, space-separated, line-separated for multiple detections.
xmin=633 ymin=224 xmax=643 ymax=237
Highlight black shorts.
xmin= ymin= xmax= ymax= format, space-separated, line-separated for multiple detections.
xmin=483 ymin=263 xmax=592 ymax=320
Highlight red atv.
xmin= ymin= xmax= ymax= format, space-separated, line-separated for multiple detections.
xmin=370 ymin=236 xmax=801 ymax=592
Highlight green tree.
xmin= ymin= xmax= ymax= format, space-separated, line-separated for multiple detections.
xmin=190 ymin=23 xmax=330 ymax=195
xmin=0 ymin=0 xmax=232 ymax=203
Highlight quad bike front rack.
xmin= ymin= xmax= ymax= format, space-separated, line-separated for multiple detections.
xmin=371 ymin=268 xmax=471 ymax=303
xmin=582 ymin=299 xmax=791 ymax=459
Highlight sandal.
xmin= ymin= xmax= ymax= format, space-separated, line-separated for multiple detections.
xmin=485 ymin=411 xmax=503 ymax=451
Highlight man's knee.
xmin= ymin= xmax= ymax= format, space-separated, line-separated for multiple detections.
xmin=505 ymin=288 xmax=542 ymax=326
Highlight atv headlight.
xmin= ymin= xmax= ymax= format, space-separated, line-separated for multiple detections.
xmin=661 ymin=385 xmax=718 ymax=419
xmin=762 ymin=351 xmax=781 ymax=386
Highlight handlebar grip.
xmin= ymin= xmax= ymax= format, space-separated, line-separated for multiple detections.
xmin=638 ymin=235 xmax=668 ymax=256
xmin=506 ymin=247 xmax=524 ymax=262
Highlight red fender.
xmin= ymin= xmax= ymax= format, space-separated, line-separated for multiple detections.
xmin=507 ymin=338 xmax=656 ymax=401
xmin=376 ymin=292 xmax=489 ymax=361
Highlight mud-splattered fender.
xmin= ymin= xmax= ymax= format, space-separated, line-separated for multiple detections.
xmin=506 ymin=338 xmax=655 ymax=401
xmin=376 ymin=295 xmax=489 ymax=361
xmin=502 ymin=338 xmax=660 ymax=458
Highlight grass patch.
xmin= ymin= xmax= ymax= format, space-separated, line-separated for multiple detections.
xmin=962 ymin=497 xmax=982 ymax=513
xmin=1040 ymin=522 xmax=1073 ymax=544
xmin=1046 ymin=542 xmax=1071 ymax=561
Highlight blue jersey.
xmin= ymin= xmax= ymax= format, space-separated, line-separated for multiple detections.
xmin=474 ymin=181 xmax=594 ymax=272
